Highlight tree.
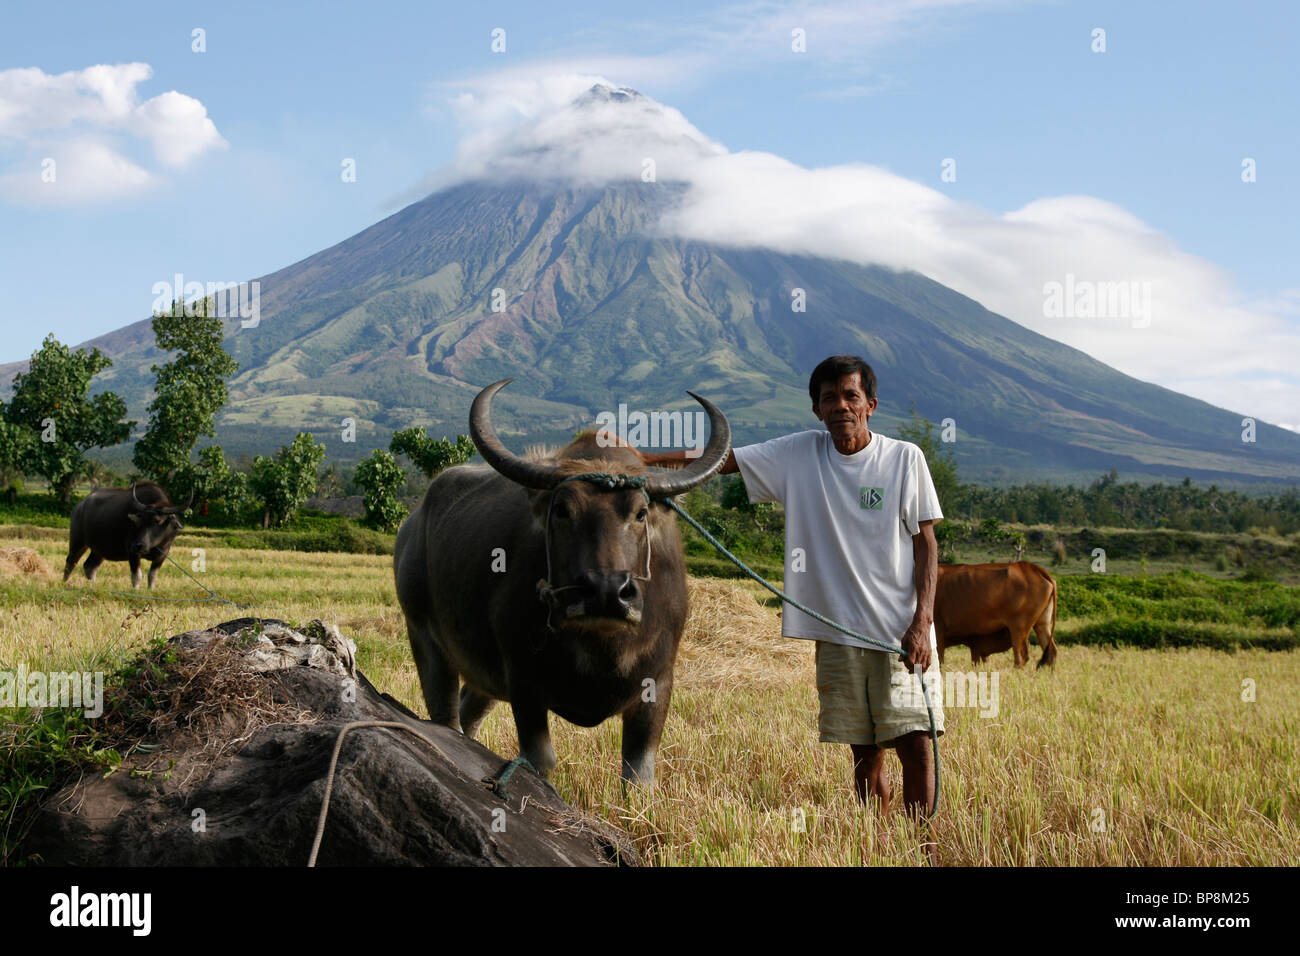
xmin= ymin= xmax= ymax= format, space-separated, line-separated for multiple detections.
xmin=249 ymin=433 xmax=326 ymax=527
xmin=389 ymin=429 xmax=475 ymax=478
xmin=895 ymin=402 xmax=959 ymax=513
xmin=0 ymin=417 xmax=33 ymax=488
xmin=133 ymin=297 xmax=238 ymax=485
xmin=354 ymin=449 xmax=408 ymax=531
xmin=177 ymin=445 xmax=250 ymax=525
xmin=720 ymin=474 xmax=754 ymax=512
xmin=3 ymin=335 xmax=132 ymax=503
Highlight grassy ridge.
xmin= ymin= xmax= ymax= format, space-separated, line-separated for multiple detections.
xmin=1052 ymin=572 xmax=1300 ymax=652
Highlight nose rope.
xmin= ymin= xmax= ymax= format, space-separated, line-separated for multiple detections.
xmin=538 ymin=473 xmax=653 ymax=632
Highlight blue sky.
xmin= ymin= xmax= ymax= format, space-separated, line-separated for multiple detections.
xmin=2 ymin=0 xmax=1296 ymax=425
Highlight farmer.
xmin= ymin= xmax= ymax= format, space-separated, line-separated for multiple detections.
xmin=642 ymin=355 xmax=945 ymax=837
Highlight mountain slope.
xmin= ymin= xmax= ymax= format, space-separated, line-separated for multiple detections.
xmin=5 ymin=179 xmax=1298 ymax=485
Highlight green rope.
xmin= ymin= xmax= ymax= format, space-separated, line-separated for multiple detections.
xmin=562 ymin=472 xmax=648 ymax=492
xmin=104 ymin=552 xmax=289 ymax=616
xmin=484 ymin=755 xmax=538 ymax=802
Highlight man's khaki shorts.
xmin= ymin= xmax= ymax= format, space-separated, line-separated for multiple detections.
xmin=815 ymin=630 xmax=945 ymax=748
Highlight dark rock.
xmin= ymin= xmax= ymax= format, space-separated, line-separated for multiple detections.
xmin=26 ymin=619 xmax=638 ymax=867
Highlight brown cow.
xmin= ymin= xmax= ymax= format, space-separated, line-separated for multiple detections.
xmin=934 ymin=561 xmax=1058 ymax=669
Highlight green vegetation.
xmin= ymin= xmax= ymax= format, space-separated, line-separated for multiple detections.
xmin=249 ymin=433 xmax=327 ymax=527
xmin=0 ymin=706 xmax=106 ymax=864
xmin=132 ymin=298 xmax=239 ymax=486
xmin=896 ymin=401 xmax=959 ymax=512
xmin=389 ymin=428 xmax=475 ymax=478
xmin=1054 ymin=571 xmax=1300 ymax=651
xmin=954 ymin=471 xmax=1300 ymax=534
xmin=2 ymin=335 xmax=132 ymax=503
xmin=353 ymin=449 xmax=408 ymax=532
xmin=180 ymin=445 xmax=251 ymax=525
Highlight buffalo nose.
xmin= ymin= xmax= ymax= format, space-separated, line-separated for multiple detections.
xmin=582 ymin=570 xmax=640 ymax=612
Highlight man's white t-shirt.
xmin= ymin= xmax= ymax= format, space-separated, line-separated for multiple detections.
xmin=733 ymin=429 xmax=943 ymax=651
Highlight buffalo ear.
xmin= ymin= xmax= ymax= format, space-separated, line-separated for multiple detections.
xmin=527 ymin=487 xmax=552 ymax=526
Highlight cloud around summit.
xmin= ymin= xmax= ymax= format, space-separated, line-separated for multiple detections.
xmin=433 ymin=71 xmax=1300 ymax=429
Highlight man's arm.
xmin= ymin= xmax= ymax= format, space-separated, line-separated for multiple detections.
xmin=639 ymin=448 xmax=738 ymax=474
xmin=900 ymin=518 xmax=940 ymax=671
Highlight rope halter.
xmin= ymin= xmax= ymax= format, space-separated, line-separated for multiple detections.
xmin=537 ymin=472 xmax=654 ymax=631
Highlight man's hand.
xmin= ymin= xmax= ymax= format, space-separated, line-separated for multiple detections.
xmin=902 ymin=519 xmax=940 ymax=672
xmin=900 ymin=620 xmax=932 ymax=672
xmin=641 ymin=448 xmax=738 ymax=474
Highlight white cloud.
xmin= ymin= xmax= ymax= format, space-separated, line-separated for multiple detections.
xmin=0 ymin=136 xmax=154 ymax=204
xmin=0 ymin=62 xmax=224 ymax=203
xmin=446 ymin=74 xmax=726 ymax=186
xmin=434 ymin=73 xmax=1300 ymax=428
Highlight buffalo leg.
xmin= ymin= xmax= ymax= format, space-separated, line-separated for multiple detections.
xmin=63 ymin=542 xmax=88 ymax=583
xmin=510 ymin=696 xmax=556 ymax=779
xmin=83 ymin=552 xmax=104 ymax=583
xmin=620 ymin=675 xmax=673 ymax=787
xmin=147 ymin=558 xmax=164 ymax=589
xmin=458 ymin=686 xmax=496 ymax=739
xmin=129 ymin=556 xmax=142 ymax=589
xmin=409 ymin=622 xmax=461 ymax=729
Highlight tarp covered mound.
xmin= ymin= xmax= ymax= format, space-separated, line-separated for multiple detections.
xmin=26 ymin=618 xmax=638 ymax=867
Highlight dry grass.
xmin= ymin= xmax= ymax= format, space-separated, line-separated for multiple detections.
xmin=2 ymin=528 xmax=1297 ymax=866
xmin=0 ymin=548 xmax=54 ymax=580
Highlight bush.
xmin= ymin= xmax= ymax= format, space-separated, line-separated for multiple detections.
xmin=249 ymin=433 xmax=326 ymax=527
xmin=178 ymin=446 xmax=252 ymax=526
xmin=1238 ymin=563 xmax=1276 ymax=583
xmin=354 ymin=450 xmax=407 ymax=532
xmin=1065 ymin=617 xmax=1298 ymax=652
xmin=390 ymin=429 xmax=475 ymax=478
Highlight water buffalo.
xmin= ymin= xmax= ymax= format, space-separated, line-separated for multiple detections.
xmin=64 ymin=482 xmax=192 ymax=589
xmin=394 ymin=379 xmax=730 ymax=786
xmin=934 ymin=561 xmax=1058 ymax=669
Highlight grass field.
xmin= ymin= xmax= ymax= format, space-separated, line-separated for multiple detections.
xmin=2 ymin=528 xmax=1297 ymax=866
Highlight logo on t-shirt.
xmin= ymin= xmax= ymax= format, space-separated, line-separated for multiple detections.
xmin=859 ymin=487 xmax=884 ymax=510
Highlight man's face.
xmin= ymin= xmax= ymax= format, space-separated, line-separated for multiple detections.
xmin=813 ymin=371 xmax=878 ymax=445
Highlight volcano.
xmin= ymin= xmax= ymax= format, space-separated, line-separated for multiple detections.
xmin=4 ymin=85 xmax=1297 ymax=485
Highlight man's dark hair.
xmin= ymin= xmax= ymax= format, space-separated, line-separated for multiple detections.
xmin=809 ymin=355 xmax=877 ymax=405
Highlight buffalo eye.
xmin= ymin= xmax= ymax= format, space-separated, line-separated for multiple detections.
xmin=636 ymin=507 xmax=648 ymax=523
xmin=552 ymin=500 xmax=571 ymax=521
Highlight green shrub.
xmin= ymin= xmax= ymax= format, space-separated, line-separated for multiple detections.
xmin=353 ymin=450 xmax=407 ymax=532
